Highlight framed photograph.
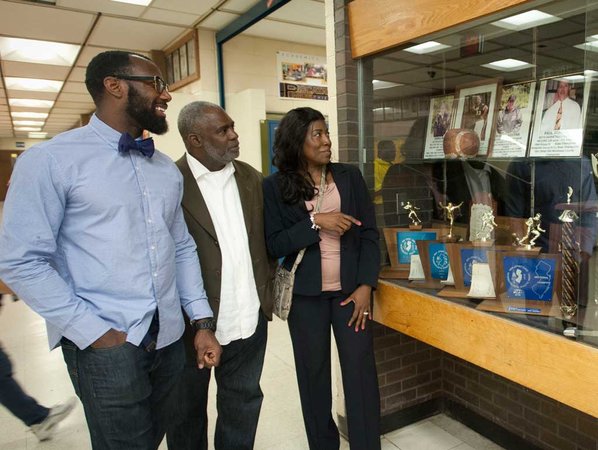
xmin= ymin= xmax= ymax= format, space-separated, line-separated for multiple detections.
xmin=179 ymin=42 xmax=188 ymax=79
xmin=492 ymin=81 xmax=536 ymax=158
xmin=453 ymin=79 xmax=501 ymax=156
xmin=529 ymin=76 xmax=591 ymax=157
xmin=423 ymin=94 xmax=455 ymax=159
xmin=163 ymin=29 xmax=200 ymax=91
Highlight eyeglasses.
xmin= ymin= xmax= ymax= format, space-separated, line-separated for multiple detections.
xmin=112 ymin=75 xmax=169 ymax=94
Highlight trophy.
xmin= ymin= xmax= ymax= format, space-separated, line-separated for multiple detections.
xmin=558 ymin=186 xmax=579 ymax=319
xmin=474 ymin=210 xmax=497 ymax=244
xmin=402 ymin=201 xmax=422 ymax=229
xmin=439 ymin=201 xmax=463 ymax=242
xmin=512 ymin=213 xmax=545 ymax=250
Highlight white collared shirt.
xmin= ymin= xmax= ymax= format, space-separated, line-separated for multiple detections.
xmin=186 ymin=153 xmax=260 ymax=345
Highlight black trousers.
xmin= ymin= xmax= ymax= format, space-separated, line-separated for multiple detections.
xmin=288 ymin=291 xmax=381 ymax=450
xmin=166 ymin=313 xmax=267 ymax=450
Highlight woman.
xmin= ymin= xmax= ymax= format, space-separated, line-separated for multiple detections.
xmin=263 ymin=107 xmax=380 ymax=450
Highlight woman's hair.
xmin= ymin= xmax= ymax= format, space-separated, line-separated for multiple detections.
xmin=273 ymin=107 xmax=326 ymax=204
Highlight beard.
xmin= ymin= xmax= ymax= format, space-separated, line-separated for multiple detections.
xmin=126 ymin=84 xmax=168 ymax=135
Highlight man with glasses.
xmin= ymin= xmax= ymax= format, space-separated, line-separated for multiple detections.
xmin=0 ymin=50 xmax=221 ymax=449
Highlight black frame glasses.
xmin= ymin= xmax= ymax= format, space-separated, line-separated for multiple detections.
xmin=112 ymin=75 xmax=169 ymax=94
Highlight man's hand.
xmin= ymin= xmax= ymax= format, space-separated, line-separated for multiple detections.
xmin=91 ymin=329 xmax=127 ymax=349
xmin=194 ymin=330 xmax=222 ymax=369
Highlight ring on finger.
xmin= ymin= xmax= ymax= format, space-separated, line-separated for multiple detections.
xmin=363 ymin=311 xmax=369 ymax=316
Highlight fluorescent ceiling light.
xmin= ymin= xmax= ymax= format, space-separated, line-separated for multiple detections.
xmin=563 ymin=70 xmax=598 ymax=81
xmin=404 ymin=41 xmax=450 ymax=55
xmin=492 ymin=10 xmax=561 ymax=30
xmin=574 ymin=41 xmax=598 ymax=53
xmin=111 ymin=0 xmax=152 ymax=5
xmin=28 ymin=132 xmax=48 ymax=139
xmin=11 ymin=112 xmax=49 ymax=119
xmin=14 ymin=127 xmax=43 ymax=131
xmin=13 ymin=120 xmax=45 ymax=127
xmin=372 ymin=80 xmax=403 ymax=90
xmin=8 ymin=99 xmax=54 ymax=108
xmin=482 ymin=58 xmax=534 ymax=72
xmin=5 ymin=77 xmax=63 ymax=93
xmin=0 ymin=37 xmax=80 ymax=66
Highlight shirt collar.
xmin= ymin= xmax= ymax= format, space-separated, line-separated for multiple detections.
xmin=88 ymin=114 xmax=126 ymax=151
xmin=186 ymin=152 xmax=235 ymax=181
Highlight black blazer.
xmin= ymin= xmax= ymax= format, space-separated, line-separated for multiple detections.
xmin=263 ymin=163 xmax=380 ymax=296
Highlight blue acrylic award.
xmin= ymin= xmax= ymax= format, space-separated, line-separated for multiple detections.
xmin=397 ymin=231 xmax=437 ymax=264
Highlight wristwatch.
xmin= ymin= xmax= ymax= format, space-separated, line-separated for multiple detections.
xmin=190 ymin=317 xmax=217 ymax=333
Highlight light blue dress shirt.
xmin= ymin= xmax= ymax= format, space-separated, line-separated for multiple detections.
xmin=0 ymin=115 xmax=213 ymax=350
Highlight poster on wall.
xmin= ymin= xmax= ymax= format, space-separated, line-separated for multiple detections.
xmin=491 ymin=82 xmax=536 ymax=158
xmin=423 ymin=94 xmax=455 ymax=159
xmin=277 ymin=52 xmax=328 ymax=100
xmin=529 ymin=76 xmax=590 ymax=157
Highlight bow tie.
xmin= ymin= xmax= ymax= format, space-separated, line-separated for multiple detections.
xmin=118 ymin=132 xmax=155 ymax=158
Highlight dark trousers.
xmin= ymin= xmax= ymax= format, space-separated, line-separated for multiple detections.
xmin=288 ymin=292 xmax=381 ymax=450
xmin=0 ymin=345 xmax=48 ymax=426
xmin=61 ymin=338 xmax=184 ymax=450
xmin=166 ymin=312 xmax=267 ymax=450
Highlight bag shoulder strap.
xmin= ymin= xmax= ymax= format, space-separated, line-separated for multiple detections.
xmin=288 ymin=166 xmax=327 ymax=274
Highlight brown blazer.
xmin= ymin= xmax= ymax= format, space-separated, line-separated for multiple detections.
xmin=176 ymin=156 xmax=275 ymax=358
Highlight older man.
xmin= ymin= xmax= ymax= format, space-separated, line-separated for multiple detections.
xmin=540 ymin=80 xmax=582 ymax=132
xmin=167 ymin=101 xmax=275 ymax=450
xmin=0 ymin=51 xmax=221 ymax=449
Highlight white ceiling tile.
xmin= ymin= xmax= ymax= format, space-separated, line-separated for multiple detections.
xmin=87 ymin=15 xmax=187 ymax=50
xmin=268 ymin=0 xmax=325 ymax=26
xmin=58 ymin=92 xmax=93 ymax=103
xmin=6 ymin=91 xmax=57 ymax=101
xmin=69 ymin=68 xmax=88 ymax=83
xmin=62 ymin=82 xmax=89 ymax=94
xmin=0 ymin=2 xmax=96 ymax=44
xmin=76 ymin=46 xmax=147 ymax=67
xmin=244 ymin=20 xmax=325 ymax=47
xmin=57 ymin=0 xmax=147 ymax=17
xmin=220 ymin=0 xmax=260 ymax=13
xmin=199 ymin=11 xmax=239 ymax=30
xmin=151 ymin=0 xmax=215 ymax=16
xmin=142 ymin=8 xmax=199 ymax=26
xmin=1 ymin=61 xmax=70 ymax=80
xmin=52 ymin=107 xmax=95 ymax=115
xmin=53 ymin=101 xmax=95 ymax=110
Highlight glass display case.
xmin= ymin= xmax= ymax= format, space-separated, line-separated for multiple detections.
xmin=361 ymin=0 xmax=598 ymax=348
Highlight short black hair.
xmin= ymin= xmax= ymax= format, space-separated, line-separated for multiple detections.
xmin=85 ymin=50 xmax=151 ymax=103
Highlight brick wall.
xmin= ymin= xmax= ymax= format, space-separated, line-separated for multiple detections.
xmin=371 ymin=322 xmax=598 ymax=450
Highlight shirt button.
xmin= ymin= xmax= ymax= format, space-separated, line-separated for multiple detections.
xmin=143 ymin=191 xmax=147 ymax=196
xmin=151 ymin=246 xmax=155 ymax=250
xmin=148 ymin=219 xmax=152 ymax=223
xmin=153 ymin=273 xmax=158 ymax=277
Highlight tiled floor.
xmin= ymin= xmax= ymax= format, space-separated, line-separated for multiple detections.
xmin=0 ymin=298 xmax=504 ymax=450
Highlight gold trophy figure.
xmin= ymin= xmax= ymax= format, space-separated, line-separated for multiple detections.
xmin=439 ymin=201 xmax=463 ymax=241
xmin=402 ymin=201 xmax=422 ymax=229
xmin=514 ymin=213 xmax=545 ymax=249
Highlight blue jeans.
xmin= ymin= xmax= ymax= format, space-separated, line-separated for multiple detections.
xmin=166 ymin=312 xmax=267 ymax=450
xmin=61 ymin=337 xmax=184 ymax=450
xmin=0 ymin=345 xmax=48 ymax=426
